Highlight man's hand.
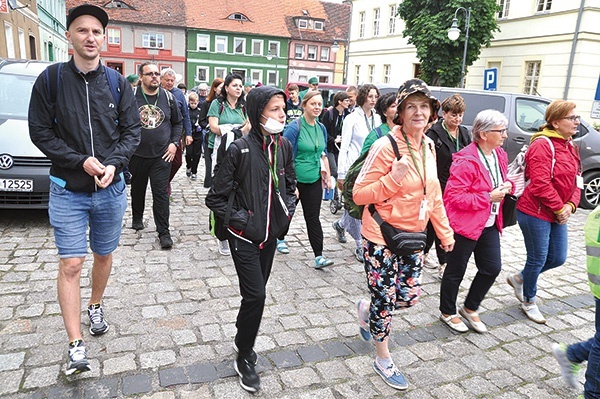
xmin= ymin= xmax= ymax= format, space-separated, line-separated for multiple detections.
xmin=83 ymin=157 xmax=105 ymax=177
xmin=94 ymin=165 xmax=116 ymax=188
xmin=185 ymin=136 xmax=193 ymax=146
xmin=163 ymin=143 xmax=177 ymax=162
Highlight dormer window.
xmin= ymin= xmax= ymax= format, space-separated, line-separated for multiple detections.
xmin=297 ymin=19 xmax=308 ymax=29
xmin=314 ymin=21 xmax=324 ymax=30
xmin=228 ymin=13 xmax=249 ymax=22
xmin=104 ymin=0 xmax=133 ymax=9
xmin=296 ymin=17 xmax=324 ymax=31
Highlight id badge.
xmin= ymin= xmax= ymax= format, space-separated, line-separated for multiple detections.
xmin=577 ymin=175 xmax=584 ymax=190
xmin=491 ymin=202 xmax=499 ymax=215
xmin=419 ymin=199 xmax=428 ymax=220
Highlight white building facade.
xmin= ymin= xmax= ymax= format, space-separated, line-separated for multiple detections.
xmin=347 ymin=0 xmax=600 ymax=120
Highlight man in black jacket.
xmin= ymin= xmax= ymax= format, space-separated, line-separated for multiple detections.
xmin=130 ymin=62 xmax=182 ymax=249
xmin=206 ymin=86 xmax=296 ymax=393
xmin=28 ymin=4 xmax=141 ymax=375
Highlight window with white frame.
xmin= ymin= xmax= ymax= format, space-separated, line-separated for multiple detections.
xmin=368 ymin=65 xmax=375 ymax=83
xmin=297 ymin=19 xmax=308 ymax=29
xmin=373 ymin=8 xmax=380 ymax=36
xmin=359 ymin=12 xmax=365 ymax=38
xmin=18 ymin=29 xmax=26 ymax=59
xmin=251 ymin=70 xmax=262 ymax=84
xmin=234 ymin=38 xmax=245 ymax=54
xmin=320 ymin=47 xmax=330 ymax=62
xmin=307 ymin=45 xmax=317 ymax=60
xmin=267 ymin=71 xmax=277 ymax=86
xmin=215 ymin=36 xmax=227 ymax=53
xmin=355 ymin=65 xmax=361 ymax=85
xmin=536 ymin=0 xmax=551 ymax=12
xmin=252 ymin=39 xmax=263 ymax=55
xmin=523 ymin=61 xmax=541 ymax=95
xmin=389 ymin=5 xmax=397 ymax=34
xmin=197 ymin=34 xmax=209 ymax=51
xmin=215 ymin=67 xmax=226 ymax=79
xmin=295 ymin=44 xmax=304 ymax=59
xmin=268 ymin=42 xmax=279 ymax=58
xmin=142 ymin=33 xmax=164 ymax=49
xmin=497 ymin=0 xmax=510 ymax=18
xmin=196 ymin=66 xmax=208 ymax=83
xmin=383 ymin=64 xmax=391 ymax=83
xmin=314 ymin=21 xmax=324 ymax=30
xmin=4 ymin=22 xmax=15 ymax=59
xmin=107 ymin=28 xmax=120 ymax=44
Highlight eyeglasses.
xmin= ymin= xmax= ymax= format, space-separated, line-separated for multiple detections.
xmin=142 ymin=72 xmax=161 ymax=77
xmin=489 ymin=129 xmax=508 ymax=134
xmin=563 ymin=115 xmax=581 ymax=122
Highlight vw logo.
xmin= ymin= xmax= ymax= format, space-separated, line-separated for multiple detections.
xmin=0 ymin=154 xmax=14 ymax=170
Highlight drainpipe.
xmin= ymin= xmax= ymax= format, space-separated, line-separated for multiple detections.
xmin=342 ymin=0 xmax=353 ymax=85
xmin=564 ymin=0 xmax=585 ymax=100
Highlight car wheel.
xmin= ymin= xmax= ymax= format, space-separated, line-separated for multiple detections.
xmin=581 ymin=171 xmax=600 ymax=209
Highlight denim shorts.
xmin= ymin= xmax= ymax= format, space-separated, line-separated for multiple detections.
xmin=49 ymin=179 xmax=127 ymax=258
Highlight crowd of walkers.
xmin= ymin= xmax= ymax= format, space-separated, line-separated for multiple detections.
xmin=27 ymin=5 xmax=597 ymax=396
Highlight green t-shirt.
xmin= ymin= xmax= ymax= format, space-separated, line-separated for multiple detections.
xmin=295 ymin=117 xmax=326 ymax=184
xmin=206 ymin=100 xmax=246 ymax=148
xmin=361 ymin=123 xmax=391 ymax=155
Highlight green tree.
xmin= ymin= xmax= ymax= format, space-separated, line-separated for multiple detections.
xmin=397 ymin=0 xmax=500 ymax=87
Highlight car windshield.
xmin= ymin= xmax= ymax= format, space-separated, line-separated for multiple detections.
xmin=0 ymin=74 xmax=35 ymax=119
xmin=516 ymin=98 xmax=589 ymax=138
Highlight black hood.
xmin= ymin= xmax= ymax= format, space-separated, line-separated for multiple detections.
xmin=246 ymin=86 xmax=287 ymax=138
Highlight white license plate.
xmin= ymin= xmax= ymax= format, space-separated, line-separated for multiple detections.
xmin=0 ymin=179 xmax=33 ymax=192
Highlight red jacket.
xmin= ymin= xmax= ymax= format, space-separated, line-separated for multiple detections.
xmin=517 ymin=130 xmax=580 ymax=222
xmin=444 ymin=143 xmax=510 ymax=241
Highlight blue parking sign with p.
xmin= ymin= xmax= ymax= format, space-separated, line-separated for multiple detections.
xmin=484 ymin=68 xmax=498 ymax=91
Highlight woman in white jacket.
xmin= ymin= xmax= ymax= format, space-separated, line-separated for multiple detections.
xmin=333 ymin=84 xmax=381 ymax=262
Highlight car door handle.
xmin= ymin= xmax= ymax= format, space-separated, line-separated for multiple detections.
xmin=513 ymin=137 xmax=527 ymax=144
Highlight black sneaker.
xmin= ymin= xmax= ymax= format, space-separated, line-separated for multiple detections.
xmin=332 ymin=221 xmax=347 ymax=243
xmin=233 ymin=357 xmax=260 ymax=393
xmin=233 ymin=342 xmax=258 ymax=366
xmin=159 ymin=233 xmax=173 ymax=249
xmin=65 ymin=340 xmax=91 ymax=375
xmin=132 ymin=220 xmax=144 ymax=231
xmin=186 ymin=168 xmax=192 ymax=177
xmin=88 ymin=304 xmax=109 ymax=336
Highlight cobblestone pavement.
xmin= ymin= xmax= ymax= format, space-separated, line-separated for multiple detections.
xmin=0 ymin=159 xmax=595 ymax=399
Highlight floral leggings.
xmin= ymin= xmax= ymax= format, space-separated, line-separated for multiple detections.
xmin=362 ymin=238 xmax=423 ymax=342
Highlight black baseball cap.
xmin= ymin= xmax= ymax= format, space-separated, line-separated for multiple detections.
xmin=66 ymin=4 xmax=109 ymax=30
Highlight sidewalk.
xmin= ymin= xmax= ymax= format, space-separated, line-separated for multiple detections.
xmin=0 ymin=160 xmax=594 ymax=398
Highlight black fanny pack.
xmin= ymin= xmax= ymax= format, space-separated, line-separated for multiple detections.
xmin=368 ymin=204 xmax=427 ymax=256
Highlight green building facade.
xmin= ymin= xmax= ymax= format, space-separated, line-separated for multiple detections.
xmin=187 ymin=30 xmax=289 ymax=89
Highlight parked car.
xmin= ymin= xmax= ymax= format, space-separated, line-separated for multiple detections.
xmin=285 ymin=82 xmax=348 ymax=108
xmin=0 ymin=59 xmax=53 ymax=209
xmin=378 ymin=84 xmax=600 ymax=209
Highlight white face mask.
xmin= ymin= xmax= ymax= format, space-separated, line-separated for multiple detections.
xmin=260 ymin=115 xmax=285 ymax=134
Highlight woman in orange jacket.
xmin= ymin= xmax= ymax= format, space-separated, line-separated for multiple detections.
xmin=352 ymin=79 xmax=454 ymax=390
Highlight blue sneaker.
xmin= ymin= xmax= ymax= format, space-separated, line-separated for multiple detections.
xmin=356 ymin=299 xmax=372 ymax=341
xmin=373 ymin=358 xmax=408 ymax=390
xmin=314 ymin=256 xmax=334 ymax=269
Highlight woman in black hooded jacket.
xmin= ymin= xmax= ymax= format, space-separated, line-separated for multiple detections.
xmin=205 ymin=86 xmax=296 ymax=393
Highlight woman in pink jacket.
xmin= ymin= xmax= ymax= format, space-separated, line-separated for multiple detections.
xmin=506 ymin=100 xmax=581 ymax=324
xmin=439 ymin=110 xmax=513 ymax=334
xmin=353 ymin=79 xmax=455 ymax=390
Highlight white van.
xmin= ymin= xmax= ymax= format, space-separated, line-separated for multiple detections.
xmin=0 ymin=59 xmax=53 ymax=209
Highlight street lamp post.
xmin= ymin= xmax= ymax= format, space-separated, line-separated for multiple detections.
xmin=447 ymin=6 xmax=471 ymax=88
xmin=331 ymin=40 xmax=339 ymax=83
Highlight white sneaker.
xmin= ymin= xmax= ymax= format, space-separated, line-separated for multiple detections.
xmin=422 ymin=254 xmax=438 ymax=269
xmin=521 ymin=302 xmax=546 ymax=324
xmin=218 ymin=240 xmax=230 ymax=256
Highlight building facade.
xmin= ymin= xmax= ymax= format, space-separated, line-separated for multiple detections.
xmin=36 ymin=0 xmax=68 ymax=62
xmin=1 ymin=0 xmax=40 ymax=59
xmin=66 ymin=0 xmax=186 ymax=78
xmin=347 ymin=0 xmax=600 ymax=120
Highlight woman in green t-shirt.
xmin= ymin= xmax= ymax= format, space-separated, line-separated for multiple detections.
xmin=283 ymin=91 xmax=335 ymax=269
